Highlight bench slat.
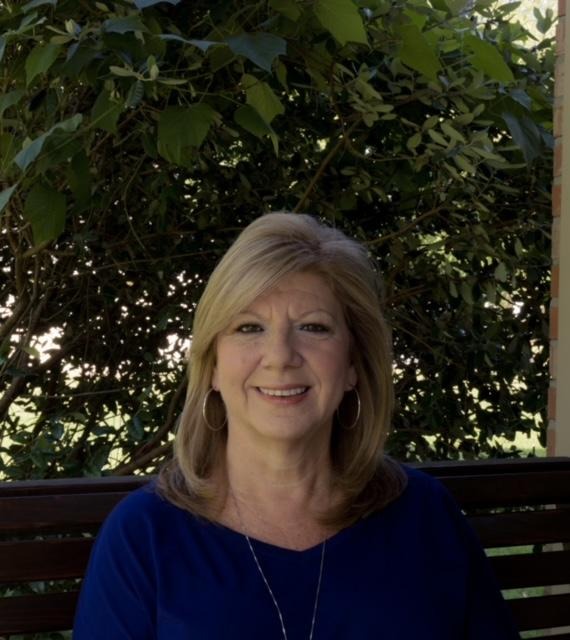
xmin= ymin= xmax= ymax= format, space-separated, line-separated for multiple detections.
xmin=417 ymin=458 xmax=570 ymax=475
xmin=0 ymin=591 xmax=78 ymax=634
xmin=439 ymin=471 xmax=570 ymax=507
xmin=469 ymin=509 xmax=570 ymax=547
xmin=0 ymin=538 xmax=93 ymax=582
xmin=490 ymin=549 xmax=570 ymax=589
xmin=509 ymin=593 xmax=570 ymax=630
xmin=0 ymin=492 xmax=129 ymax=533
xmin=0 ymin=475 xmax=149 ymax=497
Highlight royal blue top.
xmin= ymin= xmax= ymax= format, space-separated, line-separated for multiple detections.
xmin=73 ymin=466 xmax=519 ymax=639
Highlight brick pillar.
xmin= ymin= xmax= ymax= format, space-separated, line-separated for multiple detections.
xmin=549 ymin=0 xmax=570 ymax=455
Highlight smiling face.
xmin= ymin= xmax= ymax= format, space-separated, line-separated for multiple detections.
xmin=211 ymin=271 xmax=357 ymax=448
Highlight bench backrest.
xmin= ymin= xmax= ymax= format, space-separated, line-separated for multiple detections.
xmin=1 ymin=458 xmax=570 ymax=638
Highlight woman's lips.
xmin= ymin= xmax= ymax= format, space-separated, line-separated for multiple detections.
xmin=257 ymin=386 xmax=309 ymax=397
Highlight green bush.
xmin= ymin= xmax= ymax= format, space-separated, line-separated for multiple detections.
xmin=0 ymin=0 xmax=554 ymax=478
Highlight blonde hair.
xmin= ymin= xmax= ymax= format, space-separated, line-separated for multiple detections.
xmin=158 ymin=213 xmax=406 ymax=526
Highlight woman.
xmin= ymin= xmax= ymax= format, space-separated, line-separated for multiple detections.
xmin=73 ymin=213 xmax=519 ymax=639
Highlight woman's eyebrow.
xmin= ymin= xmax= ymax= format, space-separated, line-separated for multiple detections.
xmin=297 ymin=308 xmax=336 ymax=318
xmin=234 ymin=307 xmax=338 ymax=320
xmin=233 ymin=310 xmax=264 ymax=319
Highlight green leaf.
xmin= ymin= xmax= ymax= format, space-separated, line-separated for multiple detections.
xmin=91 ymin=90 xmax=122 ymax=133
xmin=276 ymin=60 xmax=288 ymax=90
xmin=22 ymin=345 xmax=41 ymax=359
xmin=0 ymin=36 xmax=6 ymax=64
xmin=24 ymin=184 xmax=66 ymax=245
xmin=0 ymin=133 xmax=18 ymax=169
xmin=103 ymin=16 xmax=148 ymax=34
xmin=109 ymin=65 xmax=139 ymax=78
xmin=494 ymin=262 xmax=507 ymax=282
xmin=534 ymin=7 xmax=555 ymax=34
xmin=148 ymin=57 xmax=159 ymax=80
xmin=444 ymin=0 xmax=469 ymax=15
xmin=443 ymin=160 xmax=461 ymax=179
xmin=423 ymin=116 xmax=440 ymax=131
xmin=18 ymin=12 xmax=42 ymax=31
xmin=496 ymin=1 xmax=521 ymax=17
xmin=157 ymin=78 xmax=188 ymax=86
xmin=483 ymin=281 xmax=497 ymax=305
xmin=0 ymin=90 xmax=25 ymax=118
xmin=407 ymin=132 xmax=422 ymax=150
xmin=427 ymin=129 xmax=448 ymax=146
xmin=128 ymin=415 xmax=144 ymax=441
xmin=234 ymin=105 xmax=279 ymax=154
xmin=397 ymin=24 xmax=441 ymax=80
xmin=134 ymin=0 xmax=181 ymax=7
xmin=441 ymin=122 xmax=466 ymax=144
xmin=22 ymin=0 xmax=57 ymax=11
xmin=234 ymin=105 xmax=270 ymax=137
xmin=0 ymin=185 xmax=17 ymax=214
xmin=67 ymin=151 xmax=92 ymax=207
xmin=460 ymin=281 xmax=473 ymax=305
xmin=313 ymin=0 xmax=367 ymax=46
xmin=227 ymin=33 xmax=287 ymax=72
xmin=25 ymin=44 xmax=61 ymax=86
xmin=502 ymin=112 xmax=541 ymax=163
xmin=36 ymin=132 xmax=82 ymax=172
xmin=403 ymin=8 xmax=428 ymax=30
xmin=159 ymin=34 xmax=221 ymax=51
xmin=157 ymin=104 xmax=217 ymax=164
xmin=510 ymin=88 xmax=532 ymax=111
xmin=269 ymin=0 xmax=302 ymax=21
xmin=464 ymin=35 xmax=514 ymax=84
xmin=471 ymin=146 xmax=505 ymax=162
xmin=242 ymin=74 xmax=284 ymax=124
xmin=62 ymin=44 xmax=99 ymax=77
xmin=453 ymin=112 xmax=474 ymax=126
xmin=14 ymin=114 xmax=83 ymax=171
xmin=126 ymin=80 xmax=145 ymax=108
xmin=454 ymin=154 xmax=476 ymax=174
xmin=51 ymin=35 xmax=73 ymax=45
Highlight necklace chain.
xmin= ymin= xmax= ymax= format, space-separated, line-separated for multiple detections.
xmin=230 ymin=492 xmax=326 ymax=640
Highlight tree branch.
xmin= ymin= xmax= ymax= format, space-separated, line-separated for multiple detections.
xmin=113 ymin=441 xmax=172 ymax=476
xmin=294 ymin=119 xmax=361 ymax=213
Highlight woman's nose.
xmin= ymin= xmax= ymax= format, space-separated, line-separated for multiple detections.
xmin=262 ymin=328 xmax=302 ymax=368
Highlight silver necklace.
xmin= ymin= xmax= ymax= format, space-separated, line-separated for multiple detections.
xmin=231 ymin=492 xmax=326 ymax=640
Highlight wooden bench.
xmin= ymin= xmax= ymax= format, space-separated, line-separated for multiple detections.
xmin=1 ymin=457 xmax=570 ymax=638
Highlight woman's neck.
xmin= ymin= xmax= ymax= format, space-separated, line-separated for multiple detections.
xmin=216 ymin=436 xmax=339 ymax=550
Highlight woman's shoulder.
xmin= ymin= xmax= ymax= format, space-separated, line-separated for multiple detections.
xmin=111 ymin=480 xmax=167 ymax=511
xmin=377 ymin=457 xmax=448 ymax=496
xmin=401 ymin=463 xmax=447 ymax=491
xmin=365 ymin=462 xmax=471 ymax=545
xmin=101 ymin=481 xmax=189 ymax=534
xmin=385 ymin=461 xmax=458 ymax=514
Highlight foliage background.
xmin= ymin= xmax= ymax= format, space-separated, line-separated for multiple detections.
xmin=0 ymin=0 xmax=554 ymax=480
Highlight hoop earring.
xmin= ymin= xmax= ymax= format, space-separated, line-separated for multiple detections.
xmin=202 ymin=388 xmax=227 ymax=432
xmin=336 ymin=387 xmax=361 ymax=430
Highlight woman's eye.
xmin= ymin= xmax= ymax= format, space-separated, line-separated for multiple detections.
xmin=301 ymin=323 xmax=330 ymax=333
xmin=236 ymin=323 xmax=262 ymax=333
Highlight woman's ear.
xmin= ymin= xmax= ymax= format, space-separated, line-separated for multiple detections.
xmin=211 ymin=366 xmax=219 ymax=391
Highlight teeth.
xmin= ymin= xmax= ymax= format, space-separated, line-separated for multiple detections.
xmin=258 ymin=387 xmax=308 ymax=397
